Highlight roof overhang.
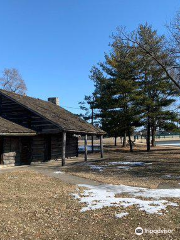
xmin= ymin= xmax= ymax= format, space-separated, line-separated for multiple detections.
xmin=66 ymin=129 xmax=106 ymax=135
xmin=0 ymin=133 xmax=37 ymax=136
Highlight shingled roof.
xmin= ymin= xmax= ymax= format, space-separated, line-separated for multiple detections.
xmin=0 ymin=117 xmax=36 ymax=136
xmin=0 ymin=90 xmax=105 ymax=135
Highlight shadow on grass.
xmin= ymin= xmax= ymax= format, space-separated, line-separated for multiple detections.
xmin=64 ymin=145 xmax=180 ymax=181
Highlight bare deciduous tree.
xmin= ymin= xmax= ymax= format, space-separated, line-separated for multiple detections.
xmin=0 ymin=68 xmax=27 ymax=95
xmin=168 ymin=11 xmax=180 ymax=56
xmin=114 ymin=22 xmax=180 ymax=90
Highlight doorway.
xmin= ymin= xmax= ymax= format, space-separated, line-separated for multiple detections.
xmin=44 ymin=135 xmax=51 ymax=161
xmin=21 ymin=137 xmax=32 ymax=165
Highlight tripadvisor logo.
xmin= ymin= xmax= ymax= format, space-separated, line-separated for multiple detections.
xmin=135 ymin=227 xmax=173 ymax=235
xmin=135 ymin=227 xmax=143 ymax=235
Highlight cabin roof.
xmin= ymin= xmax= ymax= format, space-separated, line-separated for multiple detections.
xmin=0 ymin=90 xmax=105 ymax=135
xmin=0 ymin=117 xmax=36 ymax=136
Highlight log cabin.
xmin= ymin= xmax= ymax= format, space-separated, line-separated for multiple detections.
xmin=0 ymin=89 xmax=105 ymax=166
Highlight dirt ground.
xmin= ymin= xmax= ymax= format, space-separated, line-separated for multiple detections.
xmin=0 ymin=143 xmax=180 ymax=239
xmin=0 ymin=170 xmax=179 ymax=240
xmin=63 ymin=143 xmax=180 ymax=189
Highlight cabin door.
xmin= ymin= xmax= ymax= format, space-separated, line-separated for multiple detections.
xmin=21 ymin=137 xmax=32 ymax=165
xmin=44 ymin=135 xmax=51 ymax=161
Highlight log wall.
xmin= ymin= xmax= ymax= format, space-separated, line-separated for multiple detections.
xmin=66 ymin=133 xmax=78 ymax=158
xmin=50 ymin=133 xmax=78 ymax=160
xmin=31 ymin=135 xmax=45 ymax=162
xmin=51 ymin=133 xmax=62 ymax=160
xmin=2 ymin=137 xmax=21 ymax=165
xmin=31 ymin=133 xmax=78 ymax=162
xmin=1 ymin=133 xmax=78 ymax=165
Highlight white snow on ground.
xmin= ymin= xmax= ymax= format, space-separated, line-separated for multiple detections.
xmin=164 ymin=175 xmax=172 ymax=178
xmin=88 ymin=165 xmax=104 ymax=172
xmin=108 ymin=161 xmax=152 ymax=167
xmin=108 ymin=161 xmax=136 ymax=165
xmin=8 ymin=176 xmax=18 ymax=179
xmin=117 ymin=166 xmax=131 ymax=170
xmin=80 ymin=162 xmax=105 ymax=172
xmin=54 ymin=171 xmax=64 ymax=174
xmin=72 ymin=184 xmax=179 ymax=215
xmin=162 ymin=175 xmax=180 ymax=180
xmin=115 ymin=212 xmax=129 ymax=218
xmin=80 ymin=161 xmax=152 ymax=172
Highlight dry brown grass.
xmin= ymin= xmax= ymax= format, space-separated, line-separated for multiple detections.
xmin=63 ymin=145 xmax=180 ymax=189
xmin=0 ymin=170 xmax=179 ymax=239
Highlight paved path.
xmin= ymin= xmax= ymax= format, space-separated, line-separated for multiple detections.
xmin=1 ymin=161 xmax=180 ymax=189
xmin=29 ymin=165 xmax=101 ymax=186
xmin=0 ymin=161 xmax=101 ymax=186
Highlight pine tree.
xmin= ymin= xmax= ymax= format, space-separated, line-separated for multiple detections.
xmin=90 ymin=39 xmax=141 ymax=152
xmin=135 ymin=24 xmax=178 ymax=150
xmin=81 ymin=24 xmax=178 ymax=152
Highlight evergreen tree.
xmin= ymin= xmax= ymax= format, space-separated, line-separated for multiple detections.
xmin=90 ymin=39 xmax=141 ymax=152
xmin=135 ymin=24 xmax=178 ymax=150
xmin=80 ymin=24 xmax=178 ymax=152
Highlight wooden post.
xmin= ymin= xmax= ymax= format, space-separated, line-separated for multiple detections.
xmin=76 ymin=136 xmax=79 ymax=157
xmin=100 ymin=135 xmax=104 ymax=158
xmin=91 ymin=135 xmax=94 ymax=153
xmin=84 ymin=134 xmax=88 ymax=161
xmin=62 ymin=132 xmax=66 ymax=166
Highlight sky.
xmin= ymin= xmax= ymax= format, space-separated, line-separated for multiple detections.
xmin=0 ymin=0 xmax=180 ymax=114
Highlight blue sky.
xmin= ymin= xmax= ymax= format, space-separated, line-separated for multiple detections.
xmin=0 ymin=0 xmax=180 ymax=114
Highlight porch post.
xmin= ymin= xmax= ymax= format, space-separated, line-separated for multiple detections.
xmin=91 ymin=135 xmax=94 ymax=153
xmin=62 ymin=131 xmax=66 ymax=166
xmin=76 ymin=136 xmax=79 ymax=157
xmin=84 ymin=134 xmax=88 ymax=161
xmin=100 ymin=135 xmax=104 ymax=158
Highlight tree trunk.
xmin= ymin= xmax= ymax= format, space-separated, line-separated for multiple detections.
xmin=122 ymin=132 xmax=126 ymax=147
xmin=91 ymin=107 xmax=94 ymax=153
xmin=147 ymin=116 xmax=151 ymax=152
xmin=128 ymin=130 xmax=133 ymax=152
xmin=114 ymin=136 xmax=117 ymax=146
xmin=151 ymin=125 xmax=156 ymax=147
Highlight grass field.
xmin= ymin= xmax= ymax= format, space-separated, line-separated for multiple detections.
xmin=0 ymin=143 xmax=180 ymax=239
xmin=0 ymin=171 xmax=179 ymax=240
xmin=67 ymin=143 xmax=180 ymax=188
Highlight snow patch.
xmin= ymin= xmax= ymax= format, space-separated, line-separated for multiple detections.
xmin=115 ymin=212 xmax=129 ymax=218
xmin=89 ymin=165 xmax=104 ymax=172
xmin=108 ymin=161 xmax=151 ymax=167
xmin=83 ymin=162 xmax=105 ymax=172
xmin=162 ymin=175 xmax=180 ymax=180
xmin=164 ymin=175 xmax=173 ymax=179
xmin=8 ymin=176 xmax=18 ymax=179
xmin=78 ymin=161 xmax=152 ymax=172
xmin=117 ymin=166 xmax=131 ymax=170
xmin=54 ymin=171 xmax=64 ymax=174
xmin=72 ymin=184 xmax=180 ymax=215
